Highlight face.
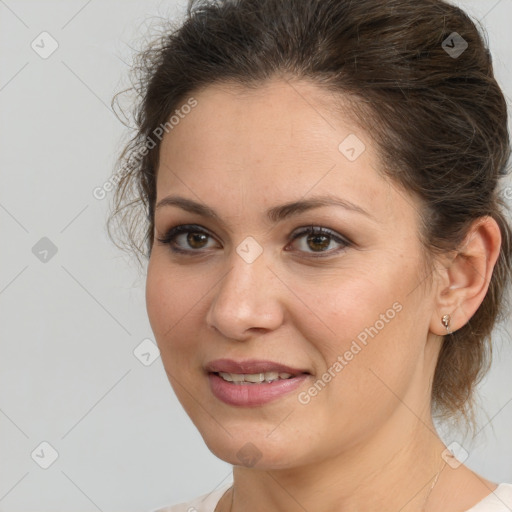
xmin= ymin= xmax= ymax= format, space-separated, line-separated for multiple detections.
xmin=146 ymin=79 xmax=438 ymax=469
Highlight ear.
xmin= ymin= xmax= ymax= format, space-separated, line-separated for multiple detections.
xmin=429 ymin=216 xmax=502 ymax=336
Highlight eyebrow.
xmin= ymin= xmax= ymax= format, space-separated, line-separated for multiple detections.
xmin=155 ymin=194 xmax=375 ymax=223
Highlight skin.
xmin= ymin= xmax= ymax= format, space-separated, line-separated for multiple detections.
xmin=146 ymin=78 xmax=502 ymax=512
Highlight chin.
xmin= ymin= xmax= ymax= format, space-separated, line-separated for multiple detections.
xmin=200 ymin=428 xmax=306 ymax=470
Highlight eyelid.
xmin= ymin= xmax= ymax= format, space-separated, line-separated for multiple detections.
xmin=286 ymin=226 xmax=351 ymax=258
xmin=156 ymin=223 xmax=352 ymax=257
xmin=156 ymin=224 xmax=220 ymax=251
xmin=290 ymin=225 xmax=351 ymax=245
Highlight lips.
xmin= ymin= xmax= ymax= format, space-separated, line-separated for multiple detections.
xmin=205 ymin=359 xmax=312 ymax=406
xmin=204 ymin=358 xmax=310 ymax=376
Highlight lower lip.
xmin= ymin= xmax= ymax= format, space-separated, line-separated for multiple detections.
xmin=208 ymin=372 xmax=310 ymax=406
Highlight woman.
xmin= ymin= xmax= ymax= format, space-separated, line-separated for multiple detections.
xmin=108 ymin=0 xmax=512 ymax=510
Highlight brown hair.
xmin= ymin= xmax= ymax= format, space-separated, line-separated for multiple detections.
xmin=108 ymin=0 xmax=512 ymax=433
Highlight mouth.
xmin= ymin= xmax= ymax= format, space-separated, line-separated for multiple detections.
xmin=205 ymin=359 xmax=312 ymax=406
xmin=204 ymin=358 xmax=311 ymax=379
xmin=210 ymin=370 xmax=305 ymax=384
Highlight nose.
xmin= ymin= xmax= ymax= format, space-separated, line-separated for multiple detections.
xmin=205 ymin=247 xmax=285 ymax=341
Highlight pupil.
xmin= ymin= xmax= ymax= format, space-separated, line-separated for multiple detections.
xmin=308 ymin=234 xmax=329 ymax=251
xmin=188 ymin=232 xmax=207 ymax=248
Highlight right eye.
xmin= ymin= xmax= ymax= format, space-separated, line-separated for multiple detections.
xmin=156 ymin=224 xmax=220 ymax=254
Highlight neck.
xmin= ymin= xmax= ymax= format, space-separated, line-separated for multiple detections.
xmin=229 ymin=408 xmax=448 ymax=512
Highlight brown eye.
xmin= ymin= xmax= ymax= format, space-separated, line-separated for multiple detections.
xmin=156 ymin=225 xmax=218 ymax=253
xmin=305 ymin=233 xmax=331 ymax=252
xmin=186 ymin=232 xmax=209 ymax=249
xmin=156 ymin=224 xmax=351 ymax=258
xmin=288 ymin=226 xmax=351 ymax=257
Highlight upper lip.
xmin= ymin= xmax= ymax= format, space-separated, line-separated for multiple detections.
xmin=205 ymin=358 xmax=310 ymax=375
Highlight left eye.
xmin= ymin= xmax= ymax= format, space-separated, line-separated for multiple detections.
xmin=288 ymin=226 xmax=350 ymax=256
xmin=156 ymin=224 xmax=351 ymax=257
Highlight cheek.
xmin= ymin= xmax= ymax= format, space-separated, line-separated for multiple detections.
xmin=145 ymin=259 xmax=169 ymax=339
xmin=295 ymin=264 xmax=419 ymax=397
xmin=145 ymin=255 xmax=209 ymax=362
xmin=290 ymin=283 xmax=418 ymax=450
xmin=145 ymin=257 xmax=189 ymax=349
xmin=293 ymin=269 xmax=403 ymax=350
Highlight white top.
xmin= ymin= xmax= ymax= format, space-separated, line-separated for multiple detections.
xmin=153 ymin=482 xmax=512 ymax=512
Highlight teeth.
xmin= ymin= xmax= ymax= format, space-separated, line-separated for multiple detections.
xmin=218 ymin=371 xmax=294 ymax=384
xmin=244 ymin=373 xmax=267 ymax=383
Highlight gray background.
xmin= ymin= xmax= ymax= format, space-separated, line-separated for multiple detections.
xmin=0 ymin=0 xmax=511 ymax=511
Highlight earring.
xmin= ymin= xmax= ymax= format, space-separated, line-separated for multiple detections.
xmin=441 ymin=314 xmax=452 ymax=334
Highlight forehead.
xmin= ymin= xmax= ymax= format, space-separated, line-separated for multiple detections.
xmin=160 ymin=79 xmax=362 ymax=169
xmin=156 ymin=79 xmax=408 ymax=226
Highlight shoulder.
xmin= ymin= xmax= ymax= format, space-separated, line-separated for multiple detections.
xmin=466 ymin=483 xmax=512 ymax=511
xmin=150 ymin=484 xmax=232 ymax=512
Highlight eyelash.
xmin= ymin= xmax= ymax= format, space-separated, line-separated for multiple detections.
xmin=155 ymin=224 xmax=352 ymax=258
